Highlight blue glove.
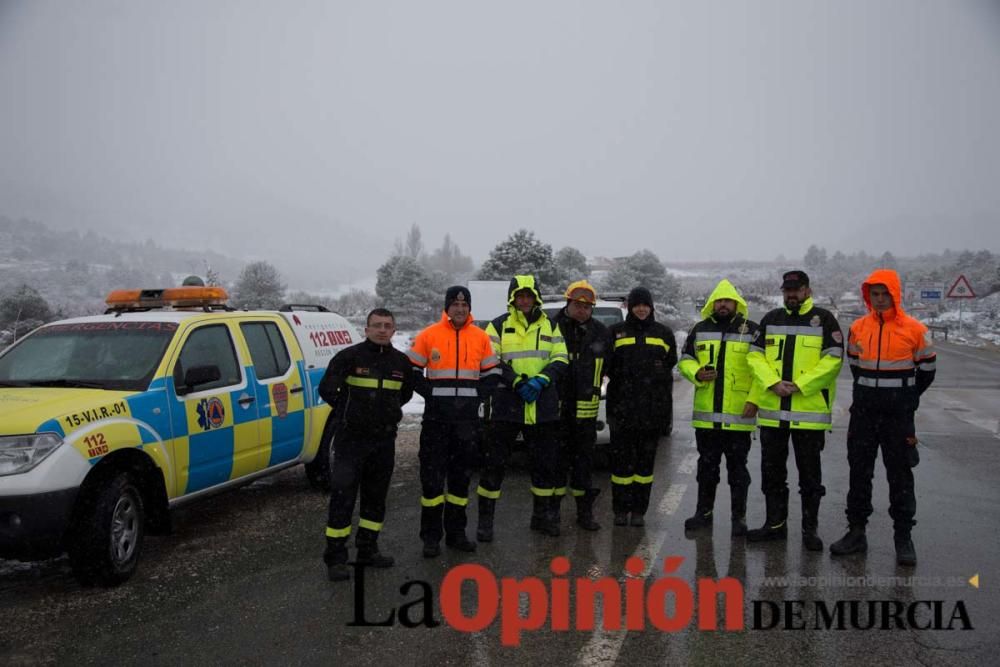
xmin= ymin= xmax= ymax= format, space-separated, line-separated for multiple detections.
xmin=516 ymin=380 xmax=540 ymax=403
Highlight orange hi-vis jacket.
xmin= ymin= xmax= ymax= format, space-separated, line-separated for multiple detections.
xmin=847 ymin=268 xmax=936 ymax=410
xmin=407 ymin=312 xmax=500 ymax=422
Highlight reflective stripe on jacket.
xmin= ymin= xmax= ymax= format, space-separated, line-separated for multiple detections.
xmin=317 ymin=339 xmax=415 ymax=435
xmin=551 ymin=307 xmax=609 ymax=420
xmin=485 ymin=276 xmax=569 ymax=425
xmin=747 ymin=297 xmax=844 ymax=430
xmin=606 ymin=314 xmax=677 ymax=432
xmin=678 ymin=280 xmax=763 ymax=431
xmin=407 ymin=312 xmax=499 ymax=422
xmin=847 ymin=268 xmax=936 ymax=411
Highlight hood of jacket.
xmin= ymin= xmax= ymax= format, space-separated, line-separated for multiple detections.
xmin=507 ymin=275 xmax=543 ymax=324
xmin=700 ymin=279 xmax=749 ymax=320
xmin=861 ymin=268 xmax=905 ymax=320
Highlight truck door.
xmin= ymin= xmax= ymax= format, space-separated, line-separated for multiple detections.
xmin=239 ymin=320 xmax=307 ymax=467
xmin=169 ymin=323 xmax=249 ymax=494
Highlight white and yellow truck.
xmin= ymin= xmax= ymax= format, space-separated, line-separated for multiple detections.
xmin=0 ymin=286 xmax=358 ymax=585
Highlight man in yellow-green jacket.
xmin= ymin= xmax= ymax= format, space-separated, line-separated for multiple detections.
xmin=744 ymin=270 xmax=844 ymax=551
xmin=679 ymin=280 xmax=764 ymax=537
xmin=478 ymin=275 xmax=569 ymax=542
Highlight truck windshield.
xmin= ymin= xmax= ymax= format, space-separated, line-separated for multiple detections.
xmin=0 ymin=321 xmax=177 ymax=391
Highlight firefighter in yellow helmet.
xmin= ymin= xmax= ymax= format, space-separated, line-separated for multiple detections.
xmin=550 ymin=280 xmax=609 ymax=531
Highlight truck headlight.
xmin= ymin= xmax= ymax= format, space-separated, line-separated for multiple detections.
xmin=0 ymin=433 xmax=63 ymax=476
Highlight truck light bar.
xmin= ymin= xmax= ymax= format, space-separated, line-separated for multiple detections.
xmin=105 ymin=286 xmax=229 ymax=310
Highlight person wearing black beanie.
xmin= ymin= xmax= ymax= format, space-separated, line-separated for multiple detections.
xmin=605 ymin=286 xmax=677 ymax=526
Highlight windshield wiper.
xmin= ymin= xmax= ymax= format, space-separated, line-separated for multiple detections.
xmin=26 ymin=379 xmax=108 ymax=389
xmin=0 ymin=380 xmax=30 ymax=387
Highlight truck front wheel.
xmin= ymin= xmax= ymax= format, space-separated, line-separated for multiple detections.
xmin=304 ymin=419 xmax=337 ymax=492
xmin=69 ymin=471 xmax=145 ymax=587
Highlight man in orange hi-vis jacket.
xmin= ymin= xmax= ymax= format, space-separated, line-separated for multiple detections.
xmin=408 ymin=286 xmax=500 ymax=558
xmin=830 ymin=268 xmax=937 ymax=567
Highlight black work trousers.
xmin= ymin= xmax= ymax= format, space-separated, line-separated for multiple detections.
xmin=323 ymin=428 xmax=396 ymax=565
xmin=419 ymin=419 xmax=478 ymax=544
xmin=609 ymin=426 xmax=661 ymax=515
xmin=478 ymin=421 xmax=559 ymax=499
xmin=759 ymin=426 xmax=825 ymax=503
xmin=694 ymin=428 xmax=751 ymax=491
xmin=845 ymin=406 xmax=917 ymax=530
xmin=558 ymin=416 xmax=598 ymax=496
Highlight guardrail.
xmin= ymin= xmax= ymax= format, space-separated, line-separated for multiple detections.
xmin=928 ymin=325 xmax=948 ymax=341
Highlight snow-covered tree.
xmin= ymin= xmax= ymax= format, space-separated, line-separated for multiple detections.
xmin=330 ymin=289 xmax=378 ymax=320
xmin=423 ymin=233 xmax=475 ymax=284
xmin=477 ymin=229 xmax=559 ymax=290
xmin=0 ymin=283 xmax=54 ymax=343
xmin=600 ymin=250 xmax=681 ymax=312
xmin=804 ymin=244 xmax=828 ymax=269
xmin=552 ymin=246 xmax=590 ymax=289
xmin=232 ymin=261 xmax=286 ymax=309
xmin=375 ymin=255 xmax=441 ymax=327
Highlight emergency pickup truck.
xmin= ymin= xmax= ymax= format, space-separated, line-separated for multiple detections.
xmin=0 ymin=286 xmax=358 ymax=585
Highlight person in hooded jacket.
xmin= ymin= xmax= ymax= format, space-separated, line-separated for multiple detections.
xmin=744 ymin=270 xmax=843 ymax=552
xmin=679 ymin=279 xmax=766 ymax=536
xmin=605 ymin=287 xmax=677 ymax=527
xmin=318 ymin=308 xmax=415 ymax=582
xmin=408 ymin=286 xmax=500 ymax=557
xmin=551 ymin=280 xmax=609 ymax=531
xmin=478 ymin=276 xmax=569 ymax=541
xmin=830 ymin=268 xmax=936 ymax=566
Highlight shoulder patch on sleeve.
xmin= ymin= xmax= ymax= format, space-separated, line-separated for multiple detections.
xmin=832 ymin=331 xmax=843 ymax=344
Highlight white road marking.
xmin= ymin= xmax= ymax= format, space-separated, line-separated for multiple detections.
xmin=576 ymin=483 xmax=688 ymax=666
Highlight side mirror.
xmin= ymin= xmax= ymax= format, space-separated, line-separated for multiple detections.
xmin=176 ymin=364 xmax=221 ymax=395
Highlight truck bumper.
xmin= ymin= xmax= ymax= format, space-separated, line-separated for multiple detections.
xmin=0 ymin=488 xmax=78 ymax=560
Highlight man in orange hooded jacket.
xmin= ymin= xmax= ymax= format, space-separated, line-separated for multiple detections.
xmin=830 ymin=269 xmax=936 ymax=566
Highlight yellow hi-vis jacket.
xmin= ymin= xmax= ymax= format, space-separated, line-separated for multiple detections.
xmin=484 ymin=275 xmax=569 ymax=425
xmin=746 ymin=296 xmax=844 ymax=430
xmin=678 ymin=279 xmax=765 ymax=431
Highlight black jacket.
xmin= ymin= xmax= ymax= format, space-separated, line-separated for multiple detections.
xmin=551 ymin=307 xmax=610 ymax=419
xmin=318 ymin=339 xmax=415 ymax=436
xmin=606 ymin=312 xmax=677 ymax=432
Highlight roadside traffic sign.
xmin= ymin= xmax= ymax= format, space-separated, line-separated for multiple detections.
xmin=946 ymin=275 xmax=976 ymax=299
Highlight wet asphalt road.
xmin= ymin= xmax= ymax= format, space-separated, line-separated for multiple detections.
xmin=1 ymin=341 xmax=998 ymax=666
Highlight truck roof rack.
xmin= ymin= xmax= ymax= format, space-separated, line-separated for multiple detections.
xmin=278 ymin=304 xmax=330 ymax=312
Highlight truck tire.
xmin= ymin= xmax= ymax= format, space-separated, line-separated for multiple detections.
xmin=304 ymin=419 xmax=337 ymax=492
xmin=69 ymin=471 xmax=145 ymax=587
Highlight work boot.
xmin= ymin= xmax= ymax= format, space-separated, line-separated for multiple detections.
xmin=356 ymin=544 xmax=394 ymax=568
xmin=829 ymin=526 xmax=867 ymax=556
xmin=684 ymin=483 xmax=716 ymax=532
xmin=575 ymin=489 xmax=601 ymax=531
xmin=747 ymin=491 xmax=789 ymax=542
xmin=801 ymin=495 xmax=823 ymax=552
xmin=731 ymin=485 xmax=748 ymax=537
xmin=323 ymin=537 xmax=349 ymax=581
xmin=476 ymin=497 xmax=495 ymax=543
xmin=422 ymin=541 xmax=441 ymax=558
xmin=894 ymin=528 xmax=917 ymax=567
xmin=537 ymin=496 xmax=561 ymax=537
xmin=530 ymin=495 xmax=546 ymax=532
xmin=611 ymin=481 xmax=632 ymax=522
xmin=446 ymin=533 xmax=477 ymax=552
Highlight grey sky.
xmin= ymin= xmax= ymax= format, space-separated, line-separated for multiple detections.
xmin=2 ymin=0 xmax=999 ymax=286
